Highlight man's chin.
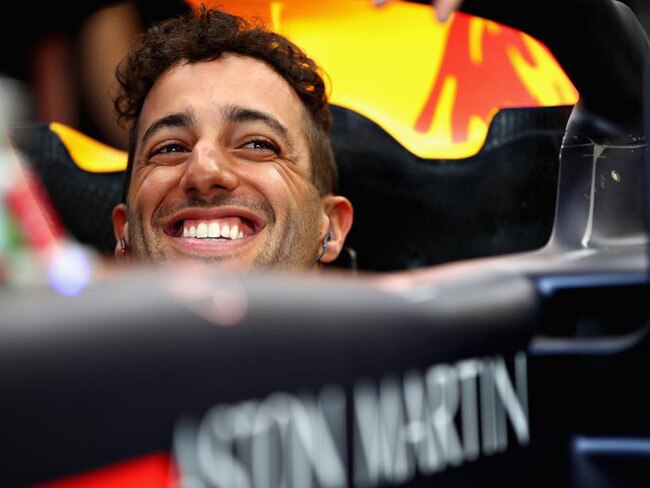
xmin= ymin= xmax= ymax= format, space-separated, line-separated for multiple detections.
xmin=168 ymin=249 xmax=255 ymax=271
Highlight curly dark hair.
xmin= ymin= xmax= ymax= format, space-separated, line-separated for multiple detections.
xmin=114 ymin=5 xmax=337 ymax=200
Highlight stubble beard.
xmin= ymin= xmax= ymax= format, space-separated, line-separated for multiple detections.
xmin=126 ymin=197 xmax=323 ymax=272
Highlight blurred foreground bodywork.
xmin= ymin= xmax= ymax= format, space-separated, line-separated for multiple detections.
xmin=1 ymin=1 xmax=650 ymax=488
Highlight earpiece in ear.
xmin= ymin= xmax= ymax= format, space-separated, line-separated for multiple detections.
xmin=323 ymin=230 xmax=332 ymax=251
xmin=120 ymin=237 xmax=126 ymax=263
xmin=310 ymin=231 xmax=331 ymax=269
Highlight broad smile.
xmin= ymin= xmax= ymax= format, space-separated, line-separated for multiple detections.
xmin=162 ymin=208 xmax=267 ymax=253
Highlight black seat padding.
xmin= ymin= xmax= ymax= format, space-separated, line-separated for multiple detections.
xmin=333 ymin=104 xmax=572 ymax=271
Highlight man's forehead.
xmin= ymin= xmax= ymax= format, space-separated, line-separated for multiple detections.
xmin=138 ymin=55 xmax=311 ymax=138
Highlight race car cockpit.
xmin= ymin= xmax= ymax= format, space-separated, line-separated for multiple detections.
xmin=1 ymin=0 xmax=649 ymax=487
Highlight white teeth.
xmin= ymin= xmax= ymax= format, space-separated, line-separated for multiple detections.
xmin=182 ymin=221 xmax=247 ymax=239
xmin=208 ymin=221 xmax=220 ymax=238
xmin=196 ymin=222 xmax=208 ymax=238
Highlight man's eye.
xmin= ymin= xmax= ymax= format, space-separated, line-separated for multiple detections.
xmin=154 ymin=143 xmax=186 ymax=155
xmin=242 ymin=139 xmax=278 ymax=152
xmin=143 ymin=143 xmax=189 ymax=166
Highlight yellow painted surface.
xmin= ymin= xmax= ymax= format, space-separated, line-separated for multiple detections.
xmin=50 ymin=122 xmax=127 ymax=172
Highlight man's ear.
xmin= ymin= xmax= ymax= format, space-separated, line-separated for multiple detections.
xmin=319 ymin=195 xmax=354 ymax=264
xmin=112 ymin=203 xmax=129 ymax=262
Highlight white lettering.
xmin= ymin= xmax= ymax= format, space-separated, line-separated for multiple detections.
xmin=426 ymin=364 xmax=464 ymax=467
xmin=403 ymin=369 xmax=443 ymax=475
xmin=353 ymin=376 xmax=406 ymax=487
xmin=456 ymin=359 xmax=480 ymax=462
xmin=197 ymin=402 xmax=256 ymax=488
xmin=173 ymin=351 xmax=529 ymax=488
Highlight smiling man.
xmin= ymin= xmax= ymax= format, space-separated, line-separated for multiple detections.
xmin=111 ymin=6 xmax=353 ymax=272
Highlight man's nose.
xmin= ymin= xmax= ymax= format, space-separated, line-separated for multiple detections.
xmin=179 ymin=144 xmax=239 ymax=196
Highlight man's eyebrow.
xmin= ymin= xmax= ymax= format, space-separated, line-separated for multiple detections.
xmin=223 ymin=105 xmax=296 ymax=152
xmin=140 ymin=111 xmax=196 ymax=148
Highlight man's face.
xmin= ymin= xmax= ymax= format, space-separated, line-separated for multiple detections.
xmin=113 ymin=54 xmax=342 ymax=272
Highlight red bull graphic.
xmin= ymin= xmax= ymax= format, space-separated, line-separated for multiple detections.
xmin=186 ymin=0 xmax=578 ymax=159
xmin=414 ymin=14 xmax=578 ymax=145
